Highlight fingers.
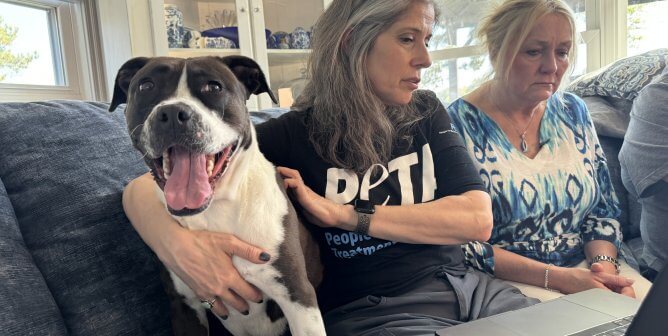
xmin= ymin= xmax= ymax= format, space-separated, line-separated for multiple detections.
xmin=619 ymin=286 xmax=636 ymax=298
xmin=590 ymin=262 xmax=617 ymax=275
xmin=230 ymin=281 xmax=263 ymax=304
xmin=278 ymin=166 xmax=305 ymax=191
xmin=277 ymin=166 xmax=300 ymax=179
xmin=204 ymin=291 xmax=245 ymax=318
xmin=283 ymin=178 xmax=301 ymax=190
xmin=210 ymin=298 xmax=230 ymax=318
xmin=182 ymin=231 xmax=267 ymax=316
xmin=217 ymin=289 xmax=251 ymax=314
xmin=590 ymin=262 xmax=605 ymax=273
xmin=594 ymin=270 xmax=635 ymax=288
xmin=196 ymin=271 xmax=261 ymax=314
xmin=217 ymin=234 xmax=271 ymax=264
xmin=198 ymin=273 xmax=261 ymax=316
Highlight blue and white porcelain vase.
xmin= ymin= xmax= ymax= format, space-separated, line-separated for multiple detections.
xmin=164 ymin=5 xmax=185 ymax=48
xmin=270 ymin=31 xmax=291 ymax=49
xmin=290 ymin=27 xmax=310 ymax=49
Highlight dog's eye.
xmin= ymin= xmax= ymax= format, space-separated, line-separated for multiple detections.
xmin=139 ymin=81 xmax=154 ymax=92
xmin=202 ymin=81 xmax=222 ymax=93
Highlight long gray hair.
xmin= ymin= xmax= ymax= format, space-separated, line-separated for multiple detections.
xmin=293 ymin=0 xmax=438 ymax=173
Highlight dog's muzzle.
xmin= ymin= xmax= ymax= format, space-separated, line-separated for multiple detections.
xmin=151 ymin=140 xmax=240 ymax=216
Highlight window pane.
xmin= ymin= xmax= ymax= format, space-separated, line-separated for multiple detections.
xmin=430 ymin=0 xmax=492 ymax=50
xmin=562 ymin=0 xmax=587 ymax=79
xmin=627 ymin=0 xmax=668 ymax=56
xmin=564 ymin=0 xmax=586 ymax=32
xmin=0 ymin=1 xmax=59 ymax=85
xmin=427 ymin=0 xmax=588 ymax=98
xmin=422 ymin=56 xmax=492 ymax=104
xmin=431 ymin=0 xmax=586 ymax=51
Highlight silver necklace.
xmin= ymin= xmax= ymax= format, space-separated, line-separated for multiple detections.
xmin=489 ymin=86 xmax=538 ymax=153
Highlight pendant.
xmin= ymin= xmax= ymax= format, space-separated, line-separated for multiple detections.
xmin=520 ymin=134 xmax=528 ymax=153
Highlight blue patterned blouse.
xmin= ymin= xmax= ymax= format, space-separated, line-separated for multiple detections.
xmin=447 ymin=92 xmax=622 ymax=274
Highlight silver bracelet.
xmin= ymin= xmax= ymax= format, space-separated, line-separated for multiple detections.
xmin=589 ymin=255 xmax=621 ymax=274
xmin=544 ymin=263 xmax=554 ymax=291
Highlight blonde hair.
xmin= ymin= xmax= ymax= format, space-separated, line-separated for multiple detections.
xmin=292 ymin=0 xmax=439 ymax=173
xmin=478 ymin=0 xmax=578 ymax=83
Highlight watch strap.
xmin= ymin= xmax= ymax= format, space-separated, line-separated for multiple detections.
xmin=355 ymin=212 xmax=371 ymax=235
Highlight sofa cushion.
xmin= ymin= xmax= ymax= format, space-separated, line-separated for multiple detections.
xmin=0 ymin=177 xmax=68 ymax=335
xmin=597 ymin=135 xmax=641 ymax=241
xmin=597 ymin=136 xmax=644 ymax=271
xmin=619 ymin=67 xmax=668 ymax=197
xmin=581 ymin=96 xmax=629 ymax=139
xmin=0 ymin=101 xmax=171 ymax=335
xmin=568 ymin=48 xmax=667 ymax=101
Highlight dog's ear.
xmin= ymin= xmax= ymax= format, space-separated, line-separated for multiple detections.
xmin=219 ymin=55 xmax=278 ymax=104
xmin=109 ymin=57 xmax=151 ymax=112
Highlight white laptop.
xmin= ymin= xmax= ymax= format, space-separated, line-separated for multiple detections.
xmin=436 ymin=265 xmax=668 ymax=336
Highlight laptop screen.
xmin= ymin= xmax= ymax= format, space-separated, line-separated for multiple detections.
xmin=626 ymin=265 xmax=668 ymax=335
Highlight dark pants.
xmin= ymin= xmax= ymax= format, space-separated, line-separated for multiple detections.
xmin=324 ymin=267 xmax=538 ymax=336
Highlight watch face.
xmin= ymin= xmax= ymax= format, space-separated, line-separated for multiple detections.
xmin=354 ymin=199 xmax=375 ymax=214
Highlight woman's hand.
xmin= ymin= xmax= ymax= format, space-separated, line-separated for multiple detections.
xmin=164 ymin=228 xmax=270 ymax=318
xmin=582 ymin=241 xmax=634 ymax=296
xmin=551 ymin=265 xmax=635 ymax=298
xmin=589 ymin=262 xmax=636 ymax=297
xmin=277 ymin=166 xmax=354 ymax=230
xmin=123 ymin=173 xmax=271 ymax=317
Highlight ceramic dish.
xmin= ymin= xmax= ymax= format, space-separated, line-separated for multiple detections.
xmin=202 ymin=27 xmax=271 ymax=48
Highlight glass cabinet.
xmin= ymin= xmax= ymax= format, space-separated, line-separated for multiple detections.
xmin=148 ymin=0 xmax=331 ymax=110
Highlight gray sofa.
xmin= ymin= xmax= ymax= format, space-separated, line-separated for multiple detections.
xmin=0 ymin=49 xmax=664 ymax=335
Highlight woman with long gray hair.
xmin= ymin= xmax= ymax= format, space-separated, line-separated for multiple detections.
xmin=123 ymin=0 xmax=537 ymax=334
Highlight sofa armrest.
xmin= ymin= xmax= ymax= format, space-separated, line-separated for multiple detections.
xmin=0 ymin=100 xmax=171 ymax=335
xmin=0 ymin=177 xmax=68 ymax=335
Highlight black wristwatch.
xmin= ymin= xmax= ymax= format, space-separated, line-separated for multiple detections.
xmin=353 ymin=199 xmax=375 ymax=235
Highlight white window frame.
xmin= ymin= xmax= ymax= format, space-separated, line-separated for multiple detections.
xmin=0 ymin=0 xmax=104 ymax=102
xmin=585 ymin=0 xmax=628 ymax=70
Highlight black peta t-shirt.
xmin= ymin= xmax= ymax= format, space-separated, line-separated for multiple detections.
xmin=256 ymin=90 xmax=485 ymax=311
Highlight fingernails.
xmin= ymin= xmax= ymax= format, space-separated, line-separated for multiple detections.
xmin=256 ymin=299 xmax=264 ymax=304
xmin=260 ymin=252 xmax=271 ymax=262
xmin=241 ymin=310 xmax=249 ymax=315
xmin=221 ymin=315 xmax=228 ymax=320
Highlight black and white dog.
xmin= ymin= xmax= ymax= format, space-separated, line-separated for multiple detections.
xmin=109 ymin=56 xmax=325 ymax=336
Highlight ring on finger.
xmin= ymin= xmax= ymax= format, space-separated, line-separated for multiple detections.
xmin=200 ymin=297 xmax=216 ymax=310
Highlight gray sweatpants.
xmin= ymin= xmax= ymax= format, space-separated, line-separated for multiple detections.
xmin=324 ymin=267 xmax=538 ymax=336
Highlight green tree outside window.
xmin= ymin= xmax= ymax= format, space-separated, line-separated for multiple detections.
xmin=0 ymin=16 xmax=38 ymax=82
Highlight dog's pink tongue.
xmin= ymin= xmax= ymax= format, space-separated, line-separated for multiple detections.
xmin=164 ymin=147 xmax=212 ymax=210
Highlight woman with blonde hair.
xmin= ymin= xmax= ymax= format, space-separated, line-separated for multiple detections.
xmin=447 ymin=0 xmax=652 ymax=301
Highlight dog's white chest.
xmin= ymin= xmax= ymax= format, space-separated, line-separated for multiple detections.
xmin=171 ymin=184 xmax=288 ymax=255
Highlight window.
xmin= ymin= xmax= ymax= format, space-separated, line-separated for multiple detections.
xmin=422 ymin=0 xmax=492 ymax=103
xmin=627 ymin=0 xmax=668 ymax=56
xmin=422 ymin=0 xmax=668 ymax=100
xmin=0 ymin=0 xmax=102 ymax=102
xmin=423 ymin=0 xmax=591 ymax=103
xmin=0 ymin=2 xmax=60 ymax=85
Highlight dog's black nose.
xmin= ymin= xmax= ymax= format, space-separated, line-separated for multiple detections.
xmin=158 ymin=104 xmax=193 ymax=125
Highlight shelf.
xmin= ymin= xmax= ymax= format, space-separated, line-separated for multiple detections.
xmin=267 ymin=49 xmax=311 ymax=66
xmin=166 ymin=48 xmax=309 ymax=66
xmin=167 ymin=48 xmax=241 ymax=59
